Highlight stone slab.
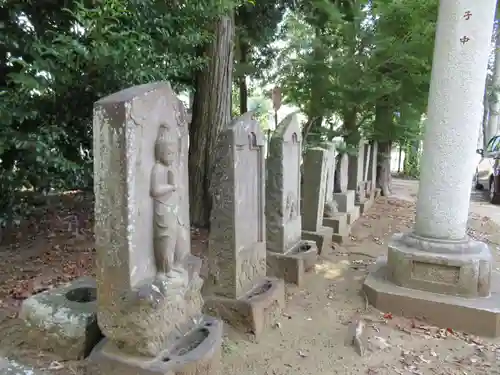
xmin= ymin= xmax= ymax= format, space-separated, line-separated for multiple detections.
xmin=0 ymin=357 xmax=47 ymax=375
xmin=333 ymin=191 xmax=355 ymax=213
xmin=87 ymin=316 xmax=223 ymax=375
xmin=267 ymin=241 xmax=318 ymax=287
xmin=346 ymin=206 xmax=360 ymax=225
xmin=302 ymin=226 xmax=333 ymax=255
xmin=331 ymin=232 xmax=349 ymax=245
xmin=203 ymin=278 xmax=284 ymax=341
xmin=20 ymin=277 xmax=101 ymax=360
xmin=323 ymin=213 xmax=348 ymax=235
xmin=364 ymin=258 xmax=500 ymax=337
xmin=357 ymin=196 xmax=374 ymax=215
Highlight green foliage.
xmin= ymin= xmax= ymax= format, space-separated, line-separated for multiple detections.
xmin=0 ymin=0 xmax=231 ymax=227
xmin=273 ymin=0 xmax=437 ymax=147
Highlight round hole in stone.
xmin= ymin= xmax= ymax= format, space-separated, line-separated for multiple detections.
xmin=167 ymin=327 xmax=210 ymax=359
xmin=205 ymin=321 xmax=213 ymax=327
xmin=298 ymin=243 xmax=312 ymax=252
xmin=247 ymin=281 xmax=272 ymax=299
xmin=65 ymin=287 xmax=97 ymax=303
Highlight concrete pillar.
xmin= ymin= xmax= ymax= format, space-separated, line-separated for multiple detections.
xmin=415 ymin=0 xmax=496 ymax=240
xmin=363 ymin=0 xmax=500 ymax=338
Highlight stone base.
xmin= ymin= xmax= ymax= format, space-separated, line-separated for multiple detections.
xmin=87 ymin=316 xmax=222 ymax=375
xmin=387 ymin=233 xmax=492 ymax=297
xmin=267 ymin=241 xmax=318 ymax=286
xmin=346 ymin=206 xmax=360 ymax=225
xmin=323 ymin=212 xmax=348 ymax=234
xmin=20 ymin=277 xmax=101 ymax=360
xmin=203 ymin=278 xmax=284 ymax=340
xmin=332 ymin=232 xmax=349 ymax=244
xmin=374 ymin=188 xmax=381 ymax=198
xmin=333 ymin=191 xmax=355 ymax=212
xmin=364 ymin=258 xmax=500 ymax=337
xmin=302 ymin=226 xmax=333 ymax=255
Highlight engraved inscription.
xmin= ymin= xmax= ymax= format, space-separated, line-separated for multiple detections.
xmin=411 ymin=261 xmax=460 ymax=285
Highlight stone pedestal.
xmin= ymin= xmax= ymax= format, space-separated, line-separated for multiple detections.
xmin=364 ymin=0 xmax=500 ymax=337
xmin=323 ymin=212 xmax=349 ymax=244
xmin=266 ymin=114 xmax=318 ymax=286
xmin=88 ymin=316 xmax=223 ymax=375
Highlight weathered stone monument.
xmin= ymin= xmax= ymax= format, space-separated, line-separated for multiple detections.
xmin=334 ymin=151 xmax=358 ymax=226
xmin=266 ymin=114 xmax=318 ymax=286
xmin=20 ymin=277 xmax=100 ymax=360
xmin=203 ymin=112 xmax=284 ymax=339
xmin=301 ymin=148 xmax=333 ymax=254
xmin=323 ymin=144 xmax=349 ymax=244
xmin=364 ymin=0 xmax=500 ymax=336
xmin=349 ymin=139 xmax=370 ymax=215
xmin=360 ymin=141 xmax=374 ymax=212
xmin=88 ymin=82 xmax=222 ymax=374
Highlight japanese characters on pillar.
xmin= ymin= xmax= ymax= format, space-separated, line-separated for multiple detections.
xmin=460 ymin=10 xmax=472 ymax=45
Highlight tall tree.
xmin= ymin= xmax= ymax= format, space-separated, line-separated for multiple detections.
xmin=189 ymin=14 xmax=235 ymax=228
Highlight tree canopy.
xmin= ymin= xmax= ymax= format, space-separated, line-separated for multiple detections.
xmin=1 ymin=0 xmax=447 ymax=225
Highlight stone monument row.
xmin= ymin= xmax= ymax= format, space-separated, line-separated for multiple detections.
xmin=266 ymin=113 xmax=318 ymax=286
xmin=203 ymin=112 xmax=285 ymax=340
xmin=364 ymin=0 xmax=500 ymax=336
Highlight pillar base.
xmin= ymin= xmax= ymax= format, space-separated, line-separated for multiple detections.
xmin=364 ymin=258 xmax=500 ymax=337
xmin=323 ymin=213 xmax=350 ymax=244
xmin=387 ymin=233 xmax=492 ymax=297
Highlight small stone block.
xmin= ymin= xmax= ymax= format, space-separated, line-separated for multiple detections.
xmin=364 ymin=259 xmax=500 ymax=337
xmin=302 ymin=226 xmax=333 ymax=255
xmin=374 ymin=188 xmax=381 ymax=198
xmin=87 ymin=316 xmax=223 ymax=375
xmin=347 ymin=206 xmax=360 ymax=225
xmin=323 ymin=213 xmax=348 ymax=234
xmin=267 ymin=241 xmax=318 ymax=286
xmin=333 ymin=191 xmax=355 ymax=213
xmin=332 ymin=232 xmax=349 ymax=244
xmin=203 ymin=278 xmax=284 ymax=341
xmin=20 ymin=277 xmax=101 ymax=360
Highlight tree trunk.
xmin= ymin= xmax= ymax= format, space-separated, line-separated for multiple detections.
xmin=377 ymin=141 xmax=392 ymax=196
xmin=238 ymin=40 xmax=248 ymax=115
xmin=374 ymin=97 xmax=393 ymax=196
xmin=188 ymin=14 xmax=234 ymax=228
xmin=487 ymin=21 xmax=500 ymax=141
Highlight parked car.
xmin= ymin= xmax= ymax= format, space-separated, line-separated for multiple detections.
xmin=474 ymin=135 xmax=500 ymax=204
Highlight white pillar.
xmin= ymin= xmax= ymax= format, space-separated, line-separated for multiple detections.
xmin=415 ymin=0 xmax=497 ymax=240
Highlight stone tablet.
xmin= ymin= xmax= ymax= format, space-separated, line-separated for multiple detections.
xmin=266 ymin=113 xmax=302 ymax=254
xmin=204 ymin=112 xmax=284 ymax=339
xmin=206 ymin=112 xmax=267 ymax=299
xmin=90 ymin=82 xmax=221 ymax=375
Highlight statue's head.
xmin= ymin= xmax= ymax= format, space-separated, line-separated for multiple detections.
xmin=155 ymin=124 xmax=178 ymax=165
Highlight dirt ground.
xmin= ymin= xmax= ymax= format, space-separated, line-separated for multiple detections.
xmin=1 ymin=180 xmax=500 ymax=374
